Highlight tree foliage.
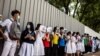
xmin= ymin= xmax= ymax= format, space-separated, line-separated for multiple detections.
xmin=46 ymin=0 xmax=100 ymax=33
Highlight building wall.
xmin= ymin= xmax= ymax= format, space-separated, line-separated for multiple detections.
xmin=0 ymin=0 xmax=84 ymax=34
xmin=85 ymin=26 xmax=100 ymax=38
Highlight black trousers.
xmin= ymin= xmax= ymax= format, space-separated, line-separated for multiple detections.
xmin=58 ymin=46 xmax=65 ymax=56
xmin=85 ymin=45 xmax=92 ymax=53
xmin=52 ymin=44 xmax=58 ymax=56
xmin=0 ymin=39 xmax=4 ymax=56
xmin=45 ymin=47 xmax=50 ymax=56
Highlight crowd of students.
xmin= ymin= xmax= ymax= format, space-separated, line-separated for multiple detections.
xmin=0 ymin=10 xmax=100 ymax=56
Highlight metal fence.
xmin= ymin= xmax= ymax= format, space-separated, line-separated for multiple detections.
xmin=0 ymin=0 xmax=84 ymax=34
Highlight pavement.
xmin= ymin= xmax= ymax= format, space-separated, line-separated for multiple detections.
xmin=84 ymin=52 xmax=100 ymax=56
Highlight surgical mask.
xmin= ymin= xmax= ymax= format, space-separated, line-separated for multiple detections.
xmin=61 ymin=30 xmax=64 ymax=32
xmin=27 ymin=25 xmax=31 ymax=29
xmin=17 ymin=16 xmax=20 ymax=20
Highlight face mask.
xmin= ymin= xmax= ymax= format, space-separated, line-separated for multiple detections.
xmin=61 ymin=30 xmax=64 ymax=32
xmin=27 ymin=25 xmax=31 ymax=29
xmin=17 ymin=16 xmax=20 ymax=20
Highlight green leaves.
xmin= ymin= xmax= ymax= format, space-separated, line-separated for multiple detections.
xmin=46 ymin=0 xmax=100 ymax=32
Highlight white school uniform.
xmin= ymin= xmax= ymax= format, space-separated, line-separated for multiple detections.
xmin=65 ymin=36 xmax=77 ymax=53
xmin=92 ymin=39 xmax=96 ymax=52
xmin=33 ymin=25 xmax=46 ymax=56
xmin=76 ymin=36 xmax=85 ymax=52
xmin=98 ymin=40 xmax=100 ymax=49
xmin=1 ymin=18 xmax=18 ymax=56
xmin=0 ymin=20 xmax=2 ymax=24
xmin=77 ymin=42 xmax=85 ymax=52
xmin=33 ymin=32 xmax=45 ymax=56
xmin=71 ymin=36 xmax=77 ymax=53
xmin=19 ymin=42 xmax=34 ymax=56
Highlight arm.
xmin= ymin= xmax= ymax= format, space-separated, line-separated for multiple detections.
xmin=29 ymin=32 xmax=36 ymax=41
xmin=9 ymin=22 xmax=20 ymax=40
xmin=0 ymin=19 xmax=9 ymax=27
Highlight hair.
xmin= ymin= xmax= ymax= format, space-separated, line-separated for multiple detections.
xmin=76 ymin=32 xmax=80 ymax=36
xmin=67 ymin=31 xmax=71 ymax=35
xmin=72 ymin=32 xmax=76 ymax=36
xmin=11 ymin=10 xmax=20 ymax=16
xmin=25 ymin=22 xmax=34 ymax=31
xmin=60 ymin=27 xmax=64 ymax=30
xmin=35 ymin=23 xmax=41 ymax=30
xmin=53 ymin=26 xmax=57 ymax=33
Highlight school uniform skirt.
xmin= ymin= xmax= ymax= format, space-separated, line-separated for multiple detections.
xmin=19 ymin=42 xmax=34 ymax=56
xmin=77 ymin=42 xmax=85 ymax=52
xmin=65 ymin=41 xmax=76 ymax=54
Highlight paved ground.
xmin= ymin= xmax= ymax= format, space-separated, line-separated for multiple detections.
xmin=84 ymin=51 xmax=100 ymax=56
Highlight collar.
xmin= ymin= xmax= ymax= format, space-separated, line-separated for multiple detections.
xmin=11 ymin=18 xmax=15 ymax=21
xmin=11 ymin=18 xmax=17 ymax=22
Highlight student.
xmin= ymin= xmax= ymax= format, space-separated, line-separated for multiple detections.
xmin=0 ymin=25 xmax=6 ymax=55
xmin=65 ymin=31 xmax=72 ymax=56
xmin=19 ymin=22 xmax=36 ymax=56
xmin=1 ymin=10 xmax=20 ymax=56
xmin=33 ymin=25 xmax=46 ymax=56
xmin=88 ymin=36 xmax=92 ymax=52
xmin=98 ymin=39 xmax=100 ymax=51
xmin=58 ymin=27 xmax=66 ymax=56
xmin=43 ymin=27 xmax=52 ymax=56
xmin=48 ymin=27 xmax=53 ymax=56
xmin=71 ymin=32 xmax=77 ymax=56
xmin=76 ymin=32 xmax=85 ymax=56
xmin=52 ymin=26 xmax=59 ymax=56
xmin=0 ymin=15 xmax=6 ymax=55
xmin=83 ymin=34 xmax=89 ymax=53
xmin=95 ymin=37 xmax=99 ymax=52
xmin=92 ymin=37 xmax=97 ymax=52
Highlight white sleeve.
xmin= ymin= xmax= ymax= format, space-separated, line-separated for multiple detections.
xmin=0 ymin=19 xmax=9 ymax=27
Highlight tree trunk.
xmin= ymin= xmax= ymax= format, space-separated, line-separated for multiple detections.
xmin=63 ymin=0 xmax=71 ymax=14
xmin=79 ymin=3 xmax=89 ymax=22
xmin=73 ymin=0 xmax=79 ymax=18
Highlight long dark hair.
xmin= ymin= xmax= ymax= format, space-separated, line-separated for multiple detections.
xmin=35 ymin=23 xmax=41 ymax=30
xmin=72 ymin=32 xmax=76 ymax=36
xmin=53 ymin=26 xmax=57 ymax=33
xmin=25 ymin=22 xmax=34 ymax=32
xmin=67 ymin=31 xmax=71 ymax=35
xmin=76 ymin=32 xmax=80 ymax=36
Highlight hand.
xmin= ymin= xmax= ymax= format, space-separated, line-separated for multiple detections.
xmin=46 ymin=37 xmax=50 ymax=41
xmin=3 ymin=35 xmax=7 ymax=40
xmin=29 ymin=36 xmax=35 ymax=40
xmin=43 ymin=37 xmax=46 ymax=40
xmin=17 ymin=40 xmax=20 ymax=48
xmin=25 ymin=34 xmax=31 ymax=39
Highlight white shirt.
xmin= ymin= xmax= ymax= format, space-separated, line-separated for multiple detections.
xmin=0 ymin=18 xmax=14 ymax=32
xmin=0 ymin=20 xmax=2 ymax=24
xmin=0 ymin=18 xmax=14 ymax=41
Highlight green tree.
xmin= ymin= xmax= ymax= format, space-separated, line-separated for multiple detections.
xmin=46 ymin=0 xmax=100 ymax=32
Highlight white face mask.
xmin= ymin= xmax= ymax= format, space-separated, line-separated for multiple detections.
xmin=27 ymin=25 xmax=31 ymax=29
xmin=17 ymin=16 xmax=20 ymax=20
